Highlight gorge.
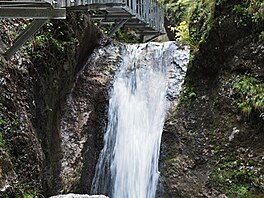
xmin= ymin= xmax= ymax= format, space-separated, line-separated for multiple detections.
xmin=0 ymin=0 xmax=264 ymax=198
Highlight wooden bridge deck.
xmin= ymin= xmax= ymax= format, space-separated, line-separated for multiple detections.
xmin=0 ymin=0 xmax=165 ymax=58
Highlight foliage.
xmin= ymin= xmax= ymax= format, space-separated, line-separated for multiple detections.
xmin=258 ymin=31 xmax=264 ymax=44
xmin=233 ymin=75 xmax=264 ymax=118
xmin=170 ymin=21 xmax=189 ymax=42
xmin=0 ymin=103 xmax=8 ymax=150
xmin=159 ymin=0 xmax=263 ymax=53
xmin=24 ymin=21 xmax=78 ymax=58
xmin=115 ymin=28 xmax=140 ymax=43
xmin=232 ymin=0 xmax=264 ymax=23
xmin=209 ymin=156 xmax=262 ymax=198
xmin=159 ymin=0 xmax=216 ymax=52
xmin=0 ymin=102 xmax=42 ymax=196
xmin=20 ymin=184 xmax=42 ymax=198
xmin=22 ymin=191 xmax=40 ymax=198
xmin=180 ymin=84 xmax=197 ymax=105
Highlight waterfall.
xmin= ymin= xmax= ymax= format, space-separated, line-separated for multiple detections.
xmin=91 ymin=42 xmax=189 ymax=198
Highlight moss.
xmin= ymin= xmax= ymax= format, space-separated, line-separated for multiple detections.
xmin=259 ymin=31 xmax=264 ymax=44
xmin=232 ymin=0 xmax=264 ymax=23
xmin=0 ymin=103 xmax=8 ymax=152
xmin=209 ymin=154 xmax=264 ymax=197
xmin=179 ymin=83 xmax=197 ymax=106
xmin=19 ymin=185 xmax=42 ymax=198
xmin=0 ymin=98 xmax=42 ymax=196
xmin=233 ymin=75 xmax=264 ymax=118
xmin=23 ymin=20 xmax=78 ymax=59
xmin=160 ymin=0 xmax=263 ymax=54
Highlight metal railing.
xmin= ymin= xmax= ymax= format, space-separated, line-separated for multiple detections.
xmin=1 ymin=0 xmax=165 ymax=58
xmin=52 ymin=0 xmax=165 ymax=33
xmin=123 ymin=0 xmax=165 ymax=33
xmin=0 ymin=0 xmax=164 ymax=33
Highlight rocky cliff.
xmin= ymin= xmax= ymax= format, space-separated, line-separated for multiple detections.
xmin=0 ymin=1 xmax=264 ymax=198
xmin=0 ymin=12 xmax=105 ymax=197
xmin=160 ymin=0 xmax=264 ymax=197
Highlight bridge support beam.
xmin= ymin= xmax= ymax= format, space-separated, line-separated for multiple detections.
xmin=0 ymin=8 xmax=66 ymax=19
xmin=108 ymin=19 xmax=129 ymax=37
xmin=143 ymin=34 xmax=161 ymax=42
xmin=4 ymin=19 xmax=48 ymax=59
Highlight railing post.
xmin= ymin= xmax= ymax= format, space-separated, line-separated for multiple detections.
xmin=140 ymin=0 xmax=143 ymax=16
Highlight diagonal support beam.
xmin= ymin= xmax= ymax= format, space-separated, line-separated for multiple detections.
xmin=144 ymin=34 xmax=161 ymax=42
xmin=4 ymin=19 xmax=48 ymax=59
xmin=108 ymin=19 xmax=129 ymax=37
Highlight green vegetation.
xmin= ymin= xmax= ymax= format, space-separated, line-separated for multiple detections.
xmin=0 ymin=103 xmax=8 ymax=151
xmin=180 ymin=84 xmax=197 ymax=106
xmin=115 ymin=28 xmax=140 ymax=43
xmin=259 ymin=31 xmax=264 ymax=44
xmin=0 ymin=102 xmax=42 ymax=196
xmin=233 ymin=75 xmax=264 ymax=118
xmin=158 ymin=0 xmax=264 ymax=52
xmin=22 ymin=189 xmax=41 ymax=198
xmin=209 ymin=156 xmax=263 ymax=198
xmin=232 ymin=0 xmax=264 ymax=23
xmin=23 ymin=21 xmax=78 ymax=58
xmin=158 ymin=0 xmax=217 ymax=52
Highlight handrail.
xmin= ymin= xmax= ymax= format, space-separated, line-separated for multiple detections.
xmin=122 ymin=0 xmax=164 ymax=33
xmin=55 ymin=0 xmax=165 ymax=33
xmin=0 ymin=0 xmax=164 ymax=33
xmin=1 ymin=0 xmax=165 ymax=59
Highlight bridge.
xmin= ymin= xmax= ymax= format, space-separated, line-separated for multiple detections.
xmin=0 ymin=0 xmax=165 ymax=58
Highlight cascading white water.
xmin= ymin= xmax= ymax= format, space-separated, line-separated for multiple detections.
xmin=91 ymin=42 xmax=189 ymax=198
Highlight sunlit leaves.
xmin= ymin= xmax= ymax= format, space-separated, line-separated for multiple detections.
xmin=233 ymin=76 xmax=264 ymax=117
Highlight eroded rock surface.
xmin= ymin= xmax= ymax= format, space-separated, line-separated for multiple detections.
xmin=160 ymin=1 xmax=264 ymax=198
xmin=59 ymin=43 xmax=122 ymax=193
xmin=0 ymin=149 xmax=17 ymax=193
xmin=0 ymin=12 xmax=103 ymax=197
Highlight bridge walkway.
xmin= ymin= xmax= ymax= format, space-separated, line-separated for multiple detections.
xmin=0 ymin=0 xmax=165 ymax=58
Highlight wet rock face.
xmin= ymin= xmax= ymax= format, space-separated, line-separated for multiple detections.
xmin=59 ymin=43 xmax=122 ymax=193
xmin=0 ymin=149 xmax=17 ymax=193
xmin=0 ymin=50 xmax=44 ymax=196
xmin=0 ymin=13 xmax=103 ymax=196
xmin=160 ymin=2 xmax=264 ymax=198
xmin=26 ymin=14 xmax=104 ymax=196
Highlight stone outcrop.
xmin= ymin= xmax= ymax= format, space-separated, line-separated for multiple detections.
xmin=160 ymin=1 xmax=264 ymax=198
xmin=0 ymin=12 xmax=104 ymax=196
xmin=1 ymin=1 xmax=263 ymax=198
xmin=0 ymin=149 xmax=17 ymax=194
xmin=58 ymin=43 xmax=122 ymax=193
